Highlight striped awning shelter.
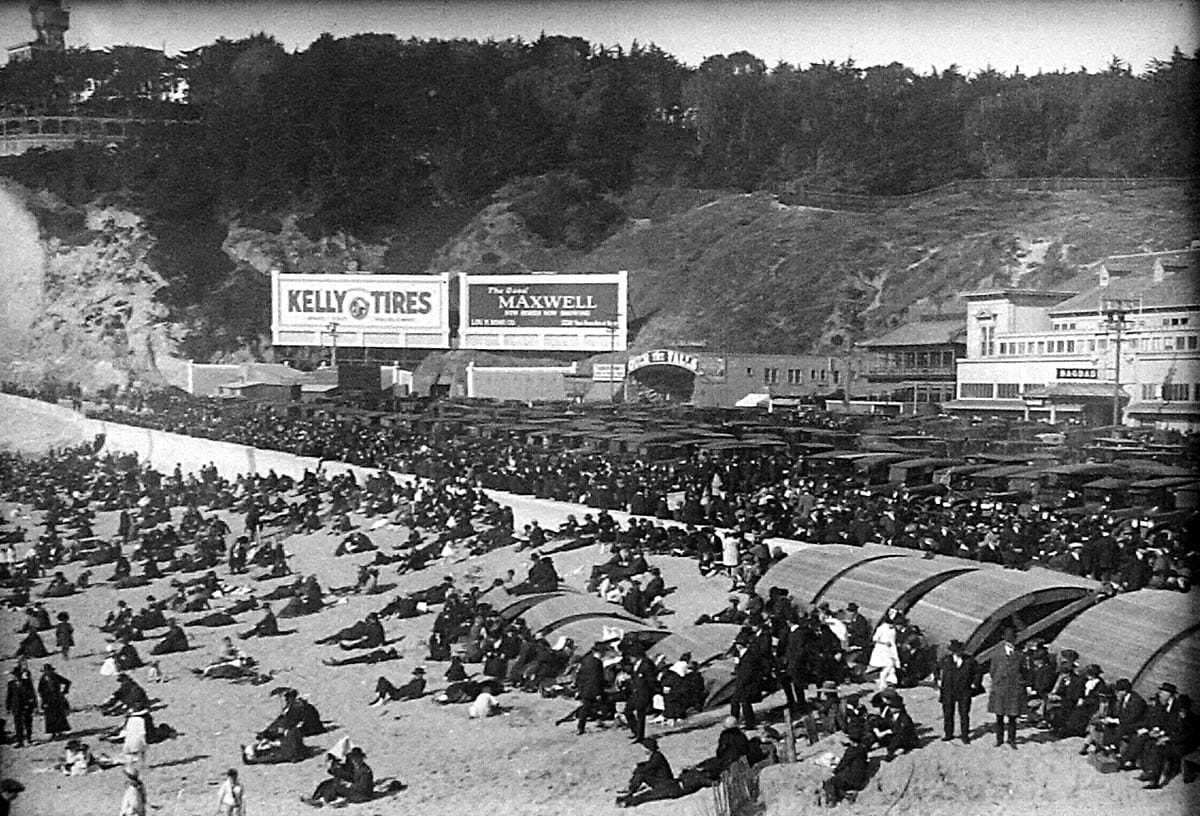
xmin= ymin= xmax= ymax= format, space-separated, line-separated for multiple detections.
xmin=517 ymin=595 xmax=644 ymax=636
xmin=647 ymin=624 xmax=742 ymax=667
xmin=759 ymin=543 xmax=915 ymax=607
xmin=816 ymin=557 xmax=982 ymax=626
xmin=1050 ymin=590 xmax=1200 ymax=701
xmin=907 ymin=567 xmax=1099 ymax=656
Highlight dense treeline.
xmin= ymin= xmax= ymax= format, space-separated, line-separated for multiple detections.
xmin=0 ymin=33 xmax=1196 ymax=235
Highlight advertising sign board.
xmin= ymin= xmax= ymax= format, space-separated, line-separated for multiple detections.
xmin=459 ymin=272 xmax=627 ymax=352
xmin=271 ymin=272 xmax=450 ymax=349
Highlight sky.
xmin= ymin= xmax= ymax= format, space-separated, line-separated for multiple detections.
xmin=2 ymin=0 xmax=1197 ymax=73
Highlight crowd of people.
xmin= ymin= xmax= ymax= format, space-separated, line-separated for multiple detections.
xmin=0 ymin=390 xmax=1196 ymax=812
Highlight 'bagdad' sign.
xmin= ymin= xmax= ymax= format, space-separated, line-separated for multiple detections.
xmin=459 ymin=272 xmax=627 ymax=352
xmin=271 ymin=272 xmax=450 ymax=349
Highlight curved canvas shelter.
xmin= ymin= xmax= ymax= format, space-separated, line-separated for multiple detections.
xmin=907 ymin=568 xmax=1098 ymax=655
xmin=546 ymin=617 xmax=668 ymax=651
xmin=517 ymin=595 xmax=644 ymax=635
xmin=648 ymin=624 xmax=741 ymax=667
xmin=816 ymin=558 xmax=981 ymax=625
xmin=493 ymin=590 xmax=570 ymax=620
xmin=759 ymin=544 xmax=914 ymax=606
xmin=1051 ymin=591 xmax=1200 ymax=700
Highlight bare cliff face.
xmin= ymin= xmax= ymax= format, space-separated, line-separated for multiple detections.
xmin=0 ymin=184 xmax=179 ymax=389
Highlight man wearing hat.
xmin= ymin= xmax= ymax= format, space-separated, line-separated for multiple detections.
xmin=369 ymin=666 xmax=426 ymax=706
xmin=574 ymin=642 xmax=607 ymax=735
xmin=842 ymin=602 xmax=870 ymax=652
xmin=615 ymin=737 xmax=680 ymax=808
xmin=987 ymin=627 xmax=1025 ymax=749
xmin=624 ymin=643 xmax=658 ymax=743
xmin=938 ymin=640 xmax=979 ymax=743
xmin=1122 ymin=681 xmax=1188 ymax=788
xmin=1094 ymin=678 xmax=1147 ymax=755
xmin=4 ymin=665 xmax=37 ymax=748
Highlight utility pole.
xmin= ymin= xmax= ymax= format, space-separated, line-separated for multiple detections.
xmin=1102 ymin=299 xmax=1134 ymax=427
xmin=325 ymin=321 xmax=340 ymax=369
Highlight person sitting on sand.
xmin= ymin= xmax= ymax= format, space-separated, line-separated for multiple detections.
xmin=13 ymin=629 xmax=48 ymax=659
xmin=149 ymin=620 xmax=189 ymax=655
xmin=615 ymin=737 xmax=681 ymax=808
xmin=820 ymin=734 xmax=870 ymax=807
xmin=303 ymin=745 xmax=375 ymax=807
xmin=238 ymin=604 xmax=280 ymax=640
xmin=242 ymin=722 xmax=307 ymax=765
xmin=369 ymin=667 xmax=425 ymax=706
xmin=259 ymin=688 xmax=324 ymax=740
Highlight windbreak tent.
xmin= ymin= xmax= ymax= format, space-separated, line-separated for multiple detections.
xmin=906 ymin=567 xmax=1100 ymax=657
xmin=648 ymin=624 xmax=742 ymax=667
xmin=518 ymin=595 xmax=645 ymax=636
xmin=759 ymin=544 xmax=915 ymax=607
xmin=548 ymin=617 xmax=668 ymax=651
xmin=492 ymin=590 xmax=572 ymax=620
xmin=1050 ymin=591 xmax=1200 ymax=701
xmin=815 ymin=556 xmax=982 ymax=626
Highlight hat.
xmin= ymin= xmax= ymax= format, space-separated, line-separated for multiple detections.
xmin=846 ymin=602 xmax=859 ymax=611
xmin=1160 ymin=682 xmax=1178 ymax=694
xmin=641 ymin=737 xmax=659 ymax=751
xmin=412 ymin=666 xmax=426 ymax=675
xmin=1085 ymin=664 xmax=1103 ymax=677
xmin=0 ymin=779 xmax=23 ymax=795
xmin=679 ymin=652 xmax=692 ymax=662
xmin=1114 ymin=679 xmax=1133 ymax=692
xmin=948 ymin=639 xmax=964 ymax=653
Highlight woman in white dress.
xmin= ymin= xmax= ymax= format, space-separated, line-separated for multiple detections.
xmin=868 ymin=610 xmax=902 ymax=691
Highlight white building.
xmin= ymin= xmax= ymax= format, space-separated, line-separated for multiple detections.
xmin=947 ymin=248 xmax=1200 ymax=430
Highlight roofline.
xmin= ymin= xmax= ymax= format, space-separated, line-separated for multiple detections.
xmin=961 ymin=289 xmax=1080 ymax=301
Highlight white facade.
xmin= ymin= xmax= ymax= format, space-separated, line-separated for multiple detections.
xmin=951 ymin=249 xmax=1200 ymax=430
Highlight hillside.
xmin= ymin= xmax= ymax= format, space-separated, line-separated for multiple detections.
xmin=0 ymin=177 xmax=1197 ymax=388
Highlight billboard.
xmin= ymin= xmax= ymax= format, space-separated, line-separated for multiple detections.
xmin=271 ymin=272 xmax=450 ymax=349
xmin=459 ymin=272 xmax=627 ymax=352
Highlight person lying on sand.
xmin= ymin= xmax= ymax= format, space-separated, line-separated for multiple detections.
xmin=368 ymin=667 xmax=425 ymax=706
xmin=322 ymin=647 xmax=402 ymax=667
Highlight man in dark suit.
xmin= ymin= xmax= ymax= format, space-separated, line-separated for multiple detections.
xmin=843 ymin=602 xmax=870 ymax=652
xmin=782 ymin=613 xmax=810 ymax=715
xmin=938 ymin=639 xmax=979 ymax=743
xmin=622 ymin=579 xmax=648 ymax=618
xmin=616 ymin=737 xmax=680 ymax=808
xmin=574 ymin=642 xmax=607 ymax=735
xmin=239 ymin=603 xmax=279 ymax=640
xmin=1107 ymin=678 xmax=1148 ymax=750
xmin=1124 ymin=682 xmax=1189 ymax=788
xmin=625 ymin=647 xmax=658 ymax=743
xmin=731 ymin=641 xmax=762 ymax=728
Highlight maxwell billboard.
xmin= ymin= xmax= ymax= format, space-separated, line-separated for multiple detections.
xmin=459 ymin=272 xmax=627 ymax=351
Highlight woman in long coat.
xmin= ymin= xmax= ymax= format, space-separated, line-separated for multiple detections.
xmin=37 ymin=663 xmax=71 ymax=738
xmin=987 ymin=626 xmax=1026 ymax=748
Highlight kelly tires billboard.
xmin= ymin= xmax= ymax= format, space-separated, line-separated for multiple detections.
xmin=459 ymin=272 xmax=627 ymax=352
xmin=271 ymin=272 xmax=450 ymax=349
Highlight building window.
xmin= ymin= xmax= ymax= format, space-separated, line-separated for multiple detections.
xmin=1087 ymin=339 xmax=1095 ymax=352
xmin=1176 ymin=337 xmax=1187 ymax=350
xmin=1189 ymin=335 xmax=1198 ymax=350
xmin=1055 ymin=340 xmax=1065 ymax=353
xmin=1194 ymin=383 xmax=1200 ymax=401
xmin=997 ymin=383 xmax=1021 ymax=398
xmin=1066 ymin=340 xmax=1075 ymax=353
xmin=1036 ymin=341 xmax=1045 ymax=355
xmin=746 ymin=367 xmax=753 ymax=377
xmin=1142 ymin=383 xmax=1161 ymax=400
xmin=960 ymin=382 xmax=994 ymax=399
xmin=1024 ymin=383 xmax=1044 ymax=393
xmin=980 ymin=325 xmax=995 ymax=357
xmin=1163 ymin=383 xmax=1189 ymax=401
xmin=819 ymin=369 xmax=827 ymax=380
xmin=764 ymin=368 xmax=778 ymax=385
xmin=832 ymin=369 xmax=840 ymax=384
xmin=786 ymin=369 xmax=800 ymax=385
xmin=1098 ymin=338 xmax=1108 ymax=351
